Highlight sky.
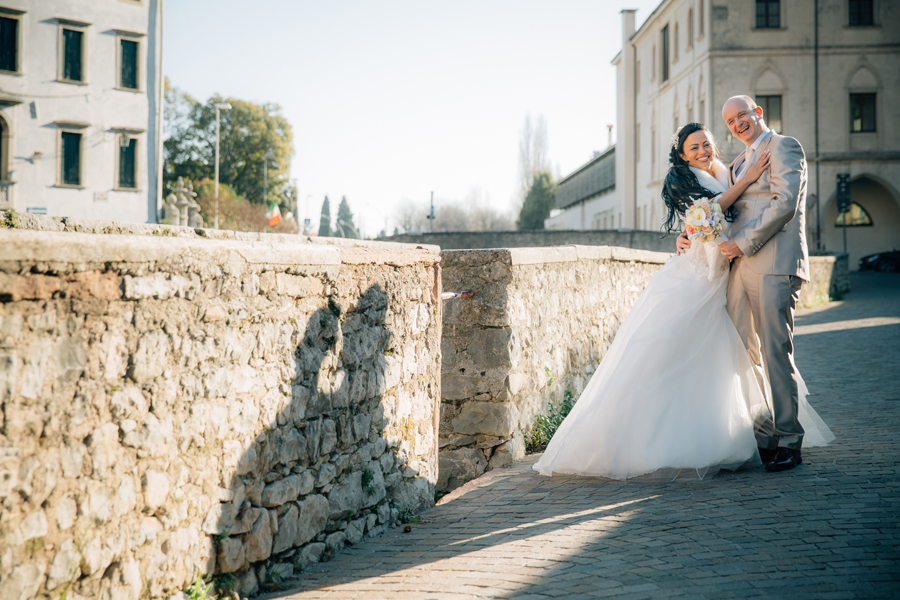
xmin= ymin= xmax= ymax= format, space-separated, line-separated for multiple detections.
xmin=164 ymin=0 xmax=662 ymax=237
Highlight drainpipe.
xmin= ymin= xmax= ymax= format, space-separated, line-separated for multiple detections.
xmin=814 ymin=0 xmax=821 ymax=249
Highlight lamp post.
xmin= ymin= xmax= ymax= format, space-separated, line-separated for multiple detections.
xmin=214 ymin=102 xmax=232 ymax=229
xmin=263 ymin=148 xmax=275 ymax=206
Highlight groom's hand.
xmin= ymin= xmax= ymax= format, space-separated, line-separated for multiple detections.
xmin=719 ymin=240 xmax=744 ymax=259
xmin=676 ymin=232 xmax=691 ymax=255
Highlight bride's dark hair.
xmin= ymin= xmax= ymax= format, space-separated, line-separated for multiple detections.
xmin=661 ymin=122 xmax=736 ymax=235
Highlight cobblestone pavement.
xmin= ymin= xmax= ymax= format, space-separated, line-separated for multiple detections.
xmin=267 ymin=272 xmax=900 ymax=600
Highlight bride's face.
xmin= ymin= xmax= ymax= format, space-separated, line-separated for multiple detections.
xmin=679 ymin=130 xmax=716 ymax=172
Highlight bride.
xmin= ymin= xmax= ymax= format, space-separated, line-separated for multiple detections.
xmin=534 ymin=123 xmax=833 ymax=481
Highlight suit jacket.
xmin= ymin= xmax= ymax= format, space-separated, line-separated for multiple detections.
xmin=728 ymin=131 xmax=810 ymax=281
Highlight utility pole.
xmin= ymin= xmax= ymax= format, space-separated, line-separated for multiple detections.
xmin=426 ymin=191 xmax=435 ymax=232
xmin=214 ymin=102 xmax=232 ymax=229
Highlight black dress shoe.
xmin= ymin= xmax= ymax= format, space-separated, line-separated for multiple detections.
xmin=758 ymin=447 xmax=778 ymax=465
xmin=765 ymin=447 xmax=802 ymax=472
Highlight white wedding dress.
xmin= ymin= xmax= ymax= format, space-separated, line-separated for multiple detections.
xmin=534 ymin=160 xmax=834 ymax=481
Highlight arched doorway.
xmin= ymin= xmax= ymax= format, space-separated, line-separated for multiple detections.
xmin=823 ymin=175 xmax=900 ymax=269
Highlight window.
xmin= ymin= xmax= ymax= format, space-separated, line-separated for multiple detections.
xmin=661 ymin=26 xmax=669 ymax=82
xmin=117 ymin=136 xmax=137 ymax=189
xmin=60 ymin=131 xmax=82 ymax=186
xmin=0 ymin=15 xmax=19 ymax=73
xmin=835 ymin=202 xmax=872 ymax=226
xmin=849 ymin=0 xmax=874 ymax=26
xmin=61 ymin=28 xmax=84 ymax=82
xmin=756 ymin=95 xmax=782 ymax=133
xmin=756 ymin=0 xmax=780 ymax=28
xmin=850 ymin=93 xmax=876 ymax=132
xmin=119 ymin=39 xmax=139 ymax=89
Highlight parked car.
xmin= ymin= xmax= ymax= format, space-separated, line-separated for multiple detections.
xmin=859 ymin=251 xmax=900 ymax=273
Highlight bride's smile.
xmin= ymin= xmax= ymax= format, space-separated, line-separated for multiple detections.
xmin=679 ymin=130 xmax=717 ymax=173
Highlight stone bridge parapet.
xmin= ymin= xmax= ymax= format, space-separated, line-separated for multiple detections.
xmin=0 ymin=227 xmax=441 ymax=599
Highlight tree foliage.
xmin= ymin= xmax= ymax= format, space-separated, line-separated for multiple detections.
xmin=192 ymin=179 xmax=298 ymax=234
xmin=163 ymin=78 xmax=295 ymax=211
xmin=317 ymin=196 xmax=332 ymax=237
xmin=518 ymin=113 xmax=550 ymax=200
xmin=335 ymin=196 xmax=358 ymax=239
xmin=516 ymin=171 xmax=556 ymax=230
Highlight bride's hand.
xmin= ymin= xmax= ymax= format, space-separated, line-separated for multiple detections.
xmin=746 ymin=150 xmax=771 ymax=182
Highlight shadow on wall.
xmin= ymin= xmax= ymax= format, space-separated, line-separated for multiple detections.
xmin=211 ymin=283 xmax=433 ymax=596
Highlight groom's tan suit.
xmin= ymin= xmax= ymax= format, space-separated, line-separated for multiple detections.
xmin=726 ymin=129 xmax=809 ymax=451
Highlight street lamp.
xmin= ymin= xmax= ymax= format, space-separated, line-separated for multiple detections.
xmin=214 ymin=102 xmax=232 ymax=229
xmin=263 ymin=148 xmax=275 ymax=206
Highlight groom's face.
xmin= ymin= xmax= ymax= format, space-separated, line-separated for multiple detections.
xmin=723 ymin=99 xmax=765 ymax=147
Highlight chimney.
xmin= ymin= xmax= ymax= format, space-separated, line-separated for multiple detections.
xmin=607 ymin=124 xmax=614 ymax=148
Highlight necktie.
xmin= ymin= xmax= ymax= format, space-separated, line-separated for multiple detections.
xmin=738 ymin=147 xmax=754 ymax=180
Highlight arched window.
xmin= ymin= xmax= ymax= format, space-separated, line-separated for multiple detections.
xmin=835 ymin=202 xmax=873 ymax=226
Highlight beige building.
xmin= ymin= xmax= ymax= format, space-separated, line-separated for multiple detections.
xmin=0 ymin=0 xmax=163 ymax=223
xmin=556 ymin=0 xmax=899 ymax=268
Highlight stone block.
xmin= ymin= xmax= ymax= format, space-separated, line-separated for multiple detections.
xmin=261 ymin=474 xmax=304 ymax=507
xmin=243 ymin=509 xmax=273 ymax=563
xmin=88 ymin=423 xmax=120 ymax=481
xmin=324 ymin=530 xmax=346 ymax=553
xmin=142 ymin=470 xmax=169 ymax=512
xmin=489 ymin=436 xmax=525 ymax=468
xmin=296 ymin=494 xmax=329 ymax=546
xmin=437 ymin=448 xmax=486 ymax=492
xmin=0 ymin=562 xmax=45 ymax=600
xmin=272 ymin=504 xmax=299 ymax=554
xmin=237 ymin=567 xmax=259 ymax=597
xmin=217 ymin=537 xmax=244 ymax=573
xmin=128 ymin=330 xmax=169 ymax=384
xmin=451 ymin=402 xmax=519 ymax=437
xmin=296 ymin=542 xmax=325 ymax=569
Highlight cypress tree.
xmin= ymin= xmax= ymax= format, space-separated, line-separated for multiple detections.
xmin=336 ymin=196 xmax=358 ymax=239
xmin=317 ymin=196 xmax=332 ymax=237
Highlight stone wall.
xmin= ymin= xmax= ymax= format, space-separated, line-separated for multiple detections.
xmin=0 ymin=228 xmax=441 ymax=600
xmin=378 ymin=229 xmax=674 ymax=253
xmin=804 ymin=251 xmax=851 ymax=306
xmin=436 ymin=246 xmax=849 ymax=493
xmin=437 ymin=246 xmax=669 ymax=492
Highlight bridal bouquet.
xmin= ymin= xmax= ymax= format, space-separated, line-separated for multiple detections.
xmin=683 ymin=197 xmax=727 ymax=243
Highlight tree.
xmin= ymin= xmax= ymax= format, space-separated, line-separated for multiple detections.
xmin=192 ymin=179 xmax=298 ymax=234
xmin=335 ymin=196 xmax=358 ymax=239
xmin=518 ymin=113 xmax=550 ymax=200
xmin=163 ymin=79 xmax=295 ymax=211
xmin=517 ymin=171 xmax=556 ymax=230
xmin=318 ymin=196 xmax=332 ymax=237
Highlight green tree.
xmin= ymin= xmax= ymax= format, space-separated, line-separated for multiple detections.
xmin=516 ymin=171 xmax=556 ymax=230
xmin=335 ymin=196 xmax=358 ymax=238
xmin=318 ymin=196 xmax=332 ymax=237
xmin=163 ymin=79 xmax=295 ymax=211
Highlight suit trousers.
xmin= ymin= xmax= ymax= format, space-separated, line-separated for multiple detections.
xmin=726 ymin=256 xmax=805 ymax=451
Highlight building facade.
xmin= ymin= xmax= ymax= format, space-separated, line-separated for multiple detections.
xmin=554 ymin=0 xmax=899 ymax=268
xmin=0 ymin=0 xmax=163 ymax=223
xmin=545 ymin=146 xmax=620 ymax=230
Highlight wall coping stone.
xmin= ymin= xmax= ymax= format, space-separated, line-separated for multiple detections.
xmin=0 ymin=229 xmax=439 ymax=268
xmin=442 ymin=245 xmax=672 ymax=266
xmin=0 ymin=211 xmax=441 ymax=255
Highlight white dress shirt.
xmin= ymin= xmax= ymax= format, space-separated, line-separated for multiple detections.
xmin=736 ymin=128 xmax=772 ymax=179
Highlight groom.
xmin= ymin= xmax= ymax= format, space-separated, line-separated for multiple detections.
xmin=678 ymin=95 xmax=810 ymax=472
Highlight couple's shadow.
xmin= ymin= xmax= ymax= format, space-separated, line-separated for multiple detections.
xmin=214 ymin=282 xmax=432 ymax=593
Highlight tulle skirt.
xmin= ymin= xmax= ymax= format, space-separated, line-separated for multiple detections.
xmin=533 ymin=247 xmax=834 ymax=481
